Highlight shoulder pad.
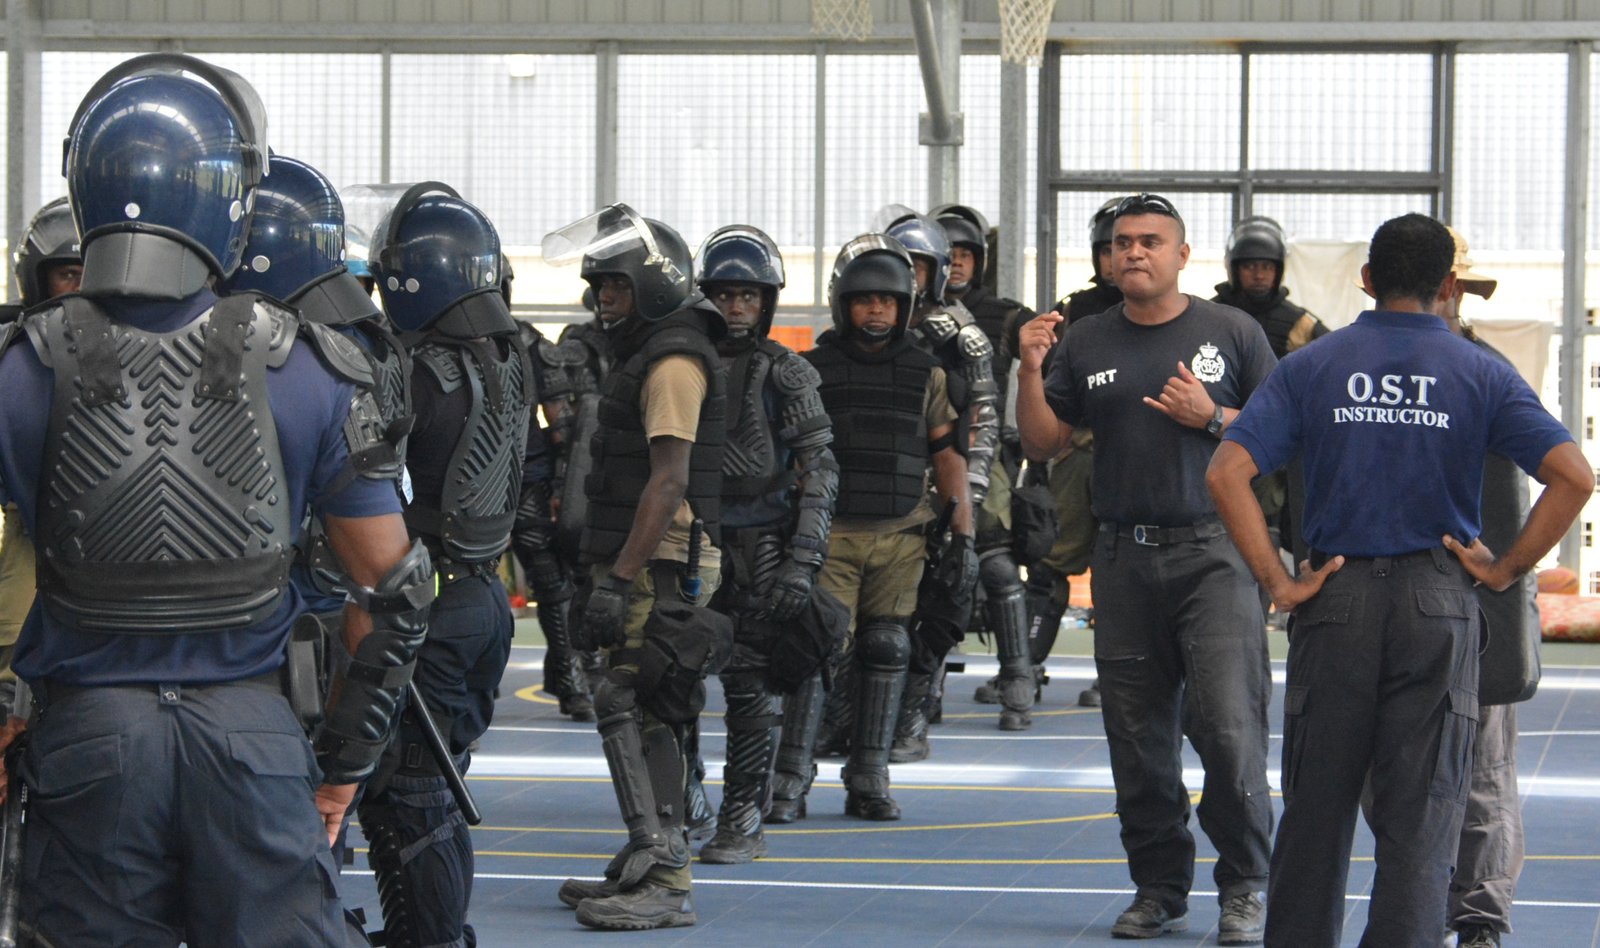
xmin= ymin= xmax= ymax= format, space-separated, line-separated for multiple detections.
xmin=956 ymin=323 xmax=993 ymax=361
xmin=300 ymin=318 xmax=376 ymax=387
xmin=0 ymin=318 xmax=20 ymax=358
xmin=920 ymin=311 xmax=961 ymax=346
xmin=414 ymin=343 xmax=466 ymax=394
xmin=516 ymin=320 xmax=544 ymax=349
xmin=254 ymin=296 xmax=301 ymax=370
xmin=19 ymin=303 xmax=60 ymax=368
xmin=770 ymin=349 xmax=822 ymax=396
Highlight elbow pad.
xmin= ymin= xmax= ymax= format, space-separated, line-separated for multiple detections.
xmin=314 ymin=540 xmax=437 ymax=785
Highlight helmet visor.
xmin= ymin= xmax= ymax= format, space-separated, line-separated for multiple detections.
xmin=542 ymin=203 xmax=688 ymax=289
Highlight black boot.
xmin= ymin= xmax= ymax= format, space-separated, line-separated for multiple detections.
xmin=986 ymin=557 xmax=1034 ymax=732
xmin=767 ymin=672 xmax=822 ymax=824
xmin=538 ymin=598 xmax=594 ymax=722
xmin=701 ymin=673 xmax=777 ymax=864
xmin=889 ymin=672 xmax=932 ymax=763
xmin=842 ymin=619 xmax=909 ymax=822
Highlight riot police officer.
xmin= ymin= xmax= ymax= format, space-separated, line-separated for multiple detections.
xmin=548 ymin=205 xmax=728 ymax=929
xmin=0 ymin=55 xmax=431 ymax=942
xmin=360 ymin=182 xmax=542 ymax=947
xmin=877 ymin=210 xmax=998 ymax=756
xmin=767 ymin=234 xmax=974 ymax=823
xmin=531 ymin=297 xmax=617 ymax=721
xmin=693 ymin=225 xmax=837 ymax=863
xmin=0 ymin=197 xmax=83 ymax=714
xmin=1212 ymin=216 xmax=1328 ymax=360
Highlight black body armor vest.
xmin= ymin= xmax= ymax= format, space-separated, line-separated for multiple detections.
xmin=406 ymin=332 xmax=534 ymax=564
xmin=805 ymin=332 xmax=935 ymax=520
xmin=28 ymin=295 xmax=304 ymax=633
xmin=1059 ymin=278 xmax=1123 ymax=325
xmin=719 ymin=337 xmax=795 ymax=530
xmin=580 ymin=306 xmax=726 ymax=565
xmin=1212 ymin=284 xmax=1317 ymax=360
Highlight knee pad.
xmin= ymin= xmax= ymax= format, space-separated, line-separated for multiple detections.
xmin=593 ymin=674 xmax=639 ymax=725
xmin=979 ymin=549 xmax=1024 ymax=597
xmin=856 ymin=619 xmax=910 ymax=671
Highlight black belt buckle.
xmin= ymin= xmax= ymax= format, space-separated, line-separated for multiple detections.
xmin=1132 ymin=524 xmax=1158 ymax=546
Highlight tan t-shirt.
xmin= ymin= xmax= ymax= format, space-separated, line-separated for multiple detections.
xmin=833 ymin=365 xmax=959 ymax=536
xmin=639 ymin=353 xmax=722 ymax=569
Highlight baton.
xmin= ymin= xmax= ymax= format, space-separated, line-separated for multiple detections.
xmin=681 ymin=518 xmax=705 ymax=601
xmin=0 ymin=740 xmax=26 ymax=948
xmin=406 ymin=681 xmax=482 ymax=826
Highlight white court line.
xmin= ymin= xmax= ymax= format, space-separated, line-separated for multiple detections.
xmin=343 ymin=869 xmax=1600 ymax=908
xmin=465 ymin=752 xmax=1600 ymax=798
xmin=506 ymin=645 xmax=1600 ymax=690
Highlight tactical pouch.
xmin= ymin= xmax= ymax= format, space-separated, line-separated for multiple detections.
xmin=1010 ymin=480 xmax=1060 ymax=566
xmin=286 ymin=611 xmax=333 ymax=736
xmin=636 ymin=602 xmax=735 ymax=723
xmin=768 ymin=586 xmax=849 ymax=695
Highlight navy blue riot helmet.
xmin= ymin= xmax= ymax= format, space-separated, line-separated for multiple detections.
xmin=65 ymin=54 xmax=268 ymax=294
xmin=876 ymin=207 xmax=951 ymax=307
xmin=369 ymin=182 xmax=505 ymax=333
xmin=696 ymin=224 xmax=785 ymax=336
xmin=225 ymin=155 xmax=345 ymax=302
xmin=14 ymin=197 xmax=81 ymax=307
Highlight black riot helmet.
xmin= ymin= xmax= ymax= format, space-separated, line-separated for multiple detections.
xmin=14 ymin=197 xmax=81 ymax=307
xmin=544 ymin=204 xmax=694 ymax=325
xmin=828 ymin=234 xmax=916 ymax=340
xmin=1225 ymin=215 xmax=1288 ymax=291
xmin=696 ymin=224 xmax=785 ymax=337
xmin=931 ymin=203 xmax=989 ymax=293
xmin=499 ymin=252 xmax=515 ymax=307
xmin=368 ymin=182 xmax=508 ymax=334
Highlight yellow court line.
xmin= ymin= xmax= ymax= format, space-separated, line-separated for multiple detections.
xmin=515 ymin=684 xmax=559 ymax=706
xmin=939 ymin=709 xmax=1099 ymax=720
xmin=465 ymin=775 xmax=1117 ymax=795
xmin=470 ymin=812 xmax=1120 ymax=835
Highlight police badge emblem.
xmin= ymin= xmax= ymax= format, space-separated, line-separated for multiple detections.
xmin=1191 ymin=342 xmax=1226 ymax=383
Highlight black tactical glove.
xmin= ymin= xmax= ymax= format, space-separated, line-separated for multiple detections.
xmin=766 ymin=559 xmax=816 ymax=622
xmin=936 ymin=533 xmax=979 ymax=604
xmin=575 ymin=572 xmax=633 ymax=651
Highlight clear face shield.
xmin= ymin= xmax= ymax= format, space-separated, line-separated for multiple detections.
xmin=543 ymin=203 xmax=684 ymax=284
xmin=543 ymin=203 xmax=690 ymax=328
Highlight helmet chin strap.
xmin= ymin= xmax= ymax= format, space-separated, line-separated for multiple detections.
xmin=858 ymin=323 xmax=893 ymax=340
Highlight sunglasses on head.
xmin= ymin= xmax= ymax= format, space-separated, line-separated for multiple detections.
xmin=1114 ymin=193 xmax=1182 ymax=221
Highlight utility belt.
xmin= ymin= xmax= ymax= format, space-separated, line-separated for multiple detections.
xmin=32 ymin=665 xmax=290 ymax=714
xmin=1308 ymin=546 xmax=1454 ymax=575
xmin=436 ymin=556 xmax=500 ymax=586
xmin=1099 ymin=516 xmax=1227 ymax=548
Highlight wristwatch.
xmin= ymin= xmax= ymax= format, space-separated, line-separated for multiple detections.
xmin=1205 ymin=404 xmax=1225 ymax=436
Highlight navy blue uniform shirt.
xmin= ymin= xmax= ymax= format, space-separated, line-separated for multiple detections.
xmin=1043 ymin=296 xmax=1277 ymax=525
xmin=0 ymin=290 xmax=401 ymax=685
xmin=1225 ymin=309 xmax=1572 ymax=557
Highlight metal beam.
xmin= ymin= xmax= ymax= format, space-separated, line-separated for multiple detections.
xmin=1036 ymin=42 xmax=1061 ymax=311
xmin=6 ymin=0 xmax=42 ymax=273
xmin=910 ymin=0 xmax=961 ymax=207
xmin=595 ymin=40 xmax=618 ymax=208
xmin=998 ymin=59 xmax=1027 ymax=302
xmin=1561 ymin=41 xmax=1592 ymax=572
xmin=813 ymin=42 xmax=827 ymax=329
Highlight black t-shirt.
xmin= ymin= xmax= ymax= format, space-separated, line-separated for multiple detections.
xmin=1043 ymin=295 xmax=1276 ymax=525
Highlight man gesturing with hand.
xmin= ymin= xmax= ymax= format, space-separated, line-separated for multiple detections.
xmin=1017 ymin=194 xmax=1279 ymax=944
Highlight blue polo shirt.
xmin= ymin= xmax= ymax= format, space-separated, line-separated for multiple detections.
xmin=0 ymin=290 xmax=401 ymax=685
xmin=1225 ymin=309 xmax=1572 ymax=557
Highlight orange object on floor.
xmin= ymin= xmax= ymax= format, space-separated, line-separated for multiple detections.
xmin=1069 ymin=570 xmax=1093 ymax=609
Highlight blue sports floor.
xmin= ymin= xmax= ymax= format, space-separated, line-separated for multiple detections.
xmin=340 ymin=625 xmax=1600 ymax=946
